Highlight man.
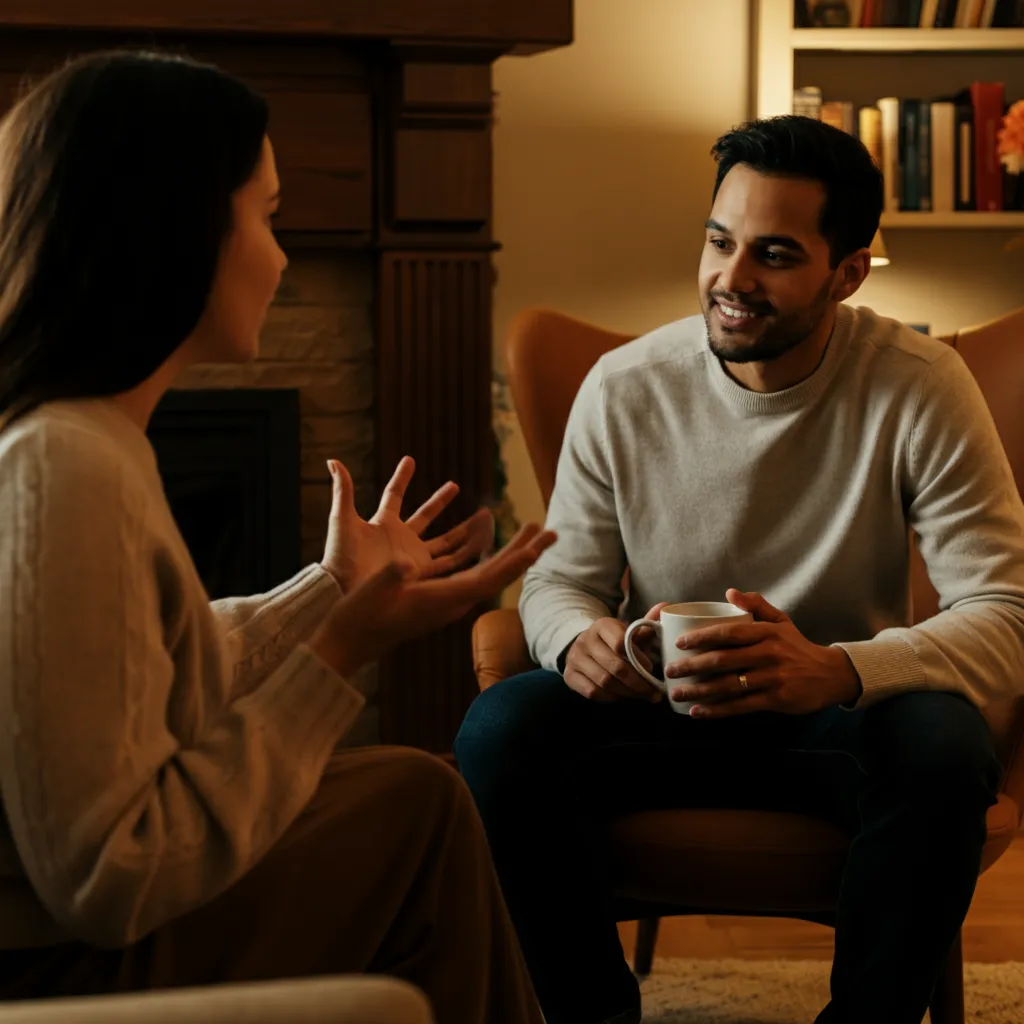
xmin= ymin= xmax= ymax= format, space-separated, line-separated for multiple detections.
xmin=454 ymin=116 xmax=1024 ymax=1024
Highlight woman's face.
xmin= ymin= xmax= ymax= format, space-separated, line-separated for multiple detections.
xmin=188 ymin=134 xmax=287 ymax=363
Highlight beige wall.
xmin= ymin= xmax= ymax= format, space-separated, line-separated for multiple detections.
xmin=492 ymin=0 xmax=752 ymax=606
xmin=492 ymin=0 xmax=1024 ymax=606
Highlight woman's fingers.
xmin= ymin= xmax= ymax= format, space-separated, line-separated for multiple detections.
xmin=405 ymin=480 xmax=461 ymax=536
xmin=376 ymin=456 xmax=416 ymax=518
xmin=411 ymin=524 xmax=555 ymax=608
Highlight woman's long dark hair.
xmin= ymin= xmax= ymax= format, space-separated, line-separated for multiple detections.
xmin=0 ymin=50 xmax=269 ymax=424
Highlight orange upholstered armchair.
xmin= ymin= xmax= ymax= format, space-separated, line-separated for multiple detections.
xmin=471 ymin=307 xmax=1024 ymax=1024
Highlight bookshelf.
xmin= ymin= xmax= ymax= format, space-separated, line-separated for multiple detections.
xmin=754 ymin=0 xmax=1024 ymax=228
xmin=881 ymin=210 xmax=1024 ymax=226
xmin=792 ymin=27 xmax=1024 ymax=50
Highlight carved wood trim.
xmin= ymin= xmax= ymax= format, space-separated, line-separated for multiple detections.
xmin=376 ymin=251 xmax=493 ymax=750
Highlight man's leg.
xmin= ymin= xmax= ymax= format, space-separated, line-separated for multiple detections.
xmin=793 ymin=692 xmax=1002 ymax=1024
xmin=454 ymin=669 xmax=794 ymax=1024
xmin=0 ymin=748 xmax=542 ymax=1024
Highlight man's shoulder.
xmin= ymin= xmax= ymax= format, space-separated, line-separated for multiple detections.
xmin=847 ymin=304 xmax=956 ymax=371
xmin=596 ymin=314 xmax=707 ymax=383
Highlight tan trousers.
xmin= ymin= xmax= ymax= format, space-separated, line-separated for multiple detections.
xmin=0 ymin=748 xmax=543 ymax=1024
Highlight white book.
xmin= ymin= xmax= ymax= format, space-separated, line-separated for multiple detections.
xmin=931 ymin=102 xmax=956 ymax=213
xmin=878 ymin=97 xmax=901 ymax=214
xmin=981 ymin=0 xmax=999 ymax=26
xmin=920 ymin=0 xmax=941 ymax=26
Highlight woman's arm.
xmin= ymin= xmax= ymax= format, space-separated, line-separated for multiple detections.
xmin=211 ymin=564 xmax=340 ymax=702
xmin=0 ymin=425 xmax=363 ymax=948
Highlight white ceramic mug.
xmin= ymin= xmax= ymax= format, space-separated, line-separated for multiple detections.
xmin=623 ymin=601 xmax=753 ymax=715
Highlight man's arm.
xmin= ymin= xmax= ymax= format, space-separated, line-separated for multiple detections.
xmin=519 ymin=362 xmax=628 ymax=671
xmin=837 ymin=350 xmax=1024 ymax=708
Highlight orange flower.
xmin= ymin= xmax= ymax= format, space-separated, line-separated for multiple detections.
xmin=999 ymin=100 xmax=1024 ymax=175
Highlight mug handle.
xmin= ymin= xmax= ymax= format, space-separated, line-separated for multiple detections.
xmin=623 ymin=619 xmax=663 ymax=689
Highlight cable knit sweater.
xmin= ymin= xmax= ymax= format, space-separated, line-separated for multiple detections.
xmin=0 ymin=399 xmax=359 ymax=949
xmin=520 ymin=304 xmax=1024 ymax=710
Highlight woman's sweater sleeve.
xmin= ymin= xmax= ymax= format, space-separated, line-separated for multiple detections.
xmin=0 ymin=425 xmax=363 ymax=948
xmin=210 ymin=565 xmax=342 ymax=702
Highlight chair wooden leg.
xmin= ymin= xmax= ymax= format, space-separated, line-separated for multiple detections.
xmin=632 ymin=917 xmax=660 ymax=977
xmin=928 ymin=930 xmax=965 ymax=1024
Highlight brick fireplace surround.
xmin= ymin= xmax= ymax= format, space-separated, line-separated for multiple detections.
xmin=0 ymin=1 xmax=573 ymax=752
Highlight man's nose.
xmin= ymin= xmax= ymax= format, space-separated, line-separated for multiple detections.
xmin=716 ymin=251 xmax=759 ymax=298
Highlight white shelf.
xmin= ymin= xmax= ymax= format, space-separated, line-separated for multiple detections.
xmin=792 ymin=28 xmax=1024 ymax=52
xmin=880 ymin=211 xmax=1024 ymax=228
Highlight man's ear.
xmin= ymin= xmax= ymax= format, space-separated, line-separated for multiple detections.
xmin=832 ymin=250 xmax=871 ymax=303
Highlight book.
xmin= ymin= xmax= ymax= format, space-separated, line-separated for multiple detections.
xmin=882 ymin=0 xmax=907 ymax=22
xmin=956 ymin=0 xmax=985 ymax=23
xmin=917 ymin=100 xmax=933 ymax=210
xmin=808 ymin=1 xmax=855 ymax=24
xmin=991 ymin=0 xmax=1019 ymax=24
xmin=848 ymin=0 xmax=867 ymax=23
xmin=953 ymin=94 xmax=974 ymax=209
xmin=918 ymin=101 xmax=932 ymax=211
xmin=878 ymin=97 xmax=902 ymax=211
xmin=861 ymin=0 xmax=878 ymax=23
xmin=970 ymin=82 xmax=1005 ymax=211
xmin=930 ymin=101 xmax=956 ymax=212
xmin=859 ymin=106 xmax=883 ymax=168
xmin=980 ymin=0 xmax=1000 ymax=24
xmin=793 ymin=86 xmax=823 ymax=119
xmin=920 ymin=0 xmax=941 ymax=23
xmin=900 ymin=99 xmax=921 ymax=210
xmin=821 ymin=100 xmax=855 ymax=134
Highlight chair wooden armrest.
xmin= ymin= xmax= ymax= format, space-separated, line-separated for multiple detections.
xmin=472 ymin=608 xmax=536 ymax=690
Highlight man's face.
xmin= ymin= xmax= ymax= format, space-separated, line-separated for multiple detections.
xmin=698 ymin=164 xmax=840 ymax=365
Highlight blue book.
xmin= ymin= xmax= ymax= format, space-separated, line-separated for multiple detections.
xmin=918 ymin=101 xmax=932 ymax=212
xmin=900 ymin=100 xmax=921 ymax=212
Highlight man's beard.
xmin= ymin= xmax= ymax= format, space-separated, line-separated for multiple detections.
xmin=704 ymin=277 xmax=833 ymax=365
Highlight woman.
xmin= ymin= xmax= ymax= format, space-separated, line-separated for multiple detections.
xmin=0 ymin=50 xmax=553 ymax=1022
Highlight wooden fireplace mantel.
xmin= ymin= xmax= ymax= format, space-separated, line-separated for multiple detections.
xmin=0 ymin=0 xmax=571 ymax=52
xmin=0 ymin=1 xmax=573 ymax=752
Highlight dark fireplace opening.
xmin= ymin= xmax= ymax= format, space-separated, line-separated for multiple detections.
xmin=146 ymin=389 xmax=301 ymax=601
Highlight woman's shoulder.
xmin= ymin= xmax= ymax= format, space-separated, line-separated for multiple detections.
xmin=0 ymin=401 xmax=156 ymax=511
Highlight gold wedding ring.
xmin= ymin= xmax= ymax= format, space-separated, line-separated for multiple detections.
xmin=738 ymin=673 xmax=749 ymax=690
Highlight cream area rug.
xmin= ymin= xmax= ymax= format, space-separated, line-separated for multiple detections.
xmin=639 ymin=958 xmax=1024 ymax=1023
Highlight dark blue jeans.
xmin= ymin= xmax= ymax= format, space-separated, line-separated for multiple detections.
xmin=454 ymin=670 xmax=1001 ymax=1024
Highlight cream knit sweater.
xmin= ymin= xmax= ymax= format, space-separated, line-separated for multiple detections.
xmin=0 ymin=400 xmax=359 ymax=949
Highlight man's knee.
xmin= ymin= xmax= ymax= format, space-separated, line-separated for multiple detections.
xmin=864 ymin=692 xmax=1001 ymax=804
xmin=455 ymin=669 xmax=569 ymax=767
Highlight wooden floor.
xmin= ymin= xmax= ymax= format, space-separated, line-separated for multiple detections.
xmin=618 ymin=835 xmax=1024 ymax=963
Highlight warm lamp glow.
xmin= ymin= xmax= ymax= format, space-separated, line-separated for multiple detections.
xmin=870 ymin=229 xmax=890 ymax=267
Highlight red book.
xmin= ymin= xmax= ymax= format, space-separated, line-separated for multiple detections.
xmin=971 ymin=82 xmax=1005 ymax=212
xmin=862 ymin=0 xmax=877 ymax=24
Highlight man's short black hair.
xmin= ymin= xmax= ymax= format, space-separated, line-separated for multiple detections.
xmin=710 ymin=116 xmax=884 ymax=268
